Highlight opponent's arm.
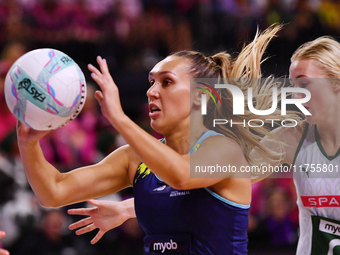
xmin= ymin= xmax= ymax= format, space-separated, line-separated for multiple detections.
xmin=68 ymin=198 xmax=135 ymax=244
xmin=17 ymin=122 xmax=133 ymax=207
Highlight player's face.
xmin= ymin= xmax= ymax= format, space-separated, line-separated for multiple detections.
xmin=289 ymin=59 xmax=337 ymax=124
xmin=147 ymin=56 xmax=192 ymax=135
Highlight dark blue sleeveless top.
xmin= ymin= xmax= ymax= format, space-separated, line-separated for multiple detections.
xmin=133 ymin=130 xmax=250 ymax=255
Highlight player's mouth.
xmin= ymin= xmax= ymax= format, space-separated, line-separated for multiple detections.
xmin=303 ymin=105 xmax=312 ymax=116
xmin=149 ymin=103 xmax=161 ymax=118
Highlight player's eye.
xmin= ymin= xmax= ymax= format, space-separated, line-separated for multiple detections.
xmin=162 ymin=79 xmax=172 ymax=86
xmin=149 ymin=79 xmax=155 ymax=86
xmin=297 ymin=78 xmax=309 ymax=88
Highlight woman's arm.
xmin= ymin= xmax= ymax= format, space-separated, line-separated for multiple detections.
xmin=17 ymin=122 xmax=134 ymax=207
xmin=88 ymin=57 xmax=246 ymax=190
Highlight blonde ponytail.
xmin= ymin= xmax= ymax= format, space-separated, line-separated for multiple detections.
xmin=171 ymin=24 xmax=302 ymax=165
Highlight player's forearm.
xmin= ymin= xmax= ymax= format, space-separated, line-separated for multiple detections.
xmin=122 ymin=198 xmax=136 ymax=218
xmin=111 ymin=115 xmax=190 ymax=188
xmin=18 ymin=141 xmax=63 ymax=207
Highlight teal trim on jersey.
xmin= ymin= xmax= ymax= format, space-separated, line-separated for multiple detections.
xmin=188 ymin=130 xmax=224 ymax=154
xmin=293 ymin=122 xmax=309 ymax=166
xmin=154 ymin=174 xmax=163 ymax=182
xmin=204 ymin=188 xmax=250 ymax=209
xmin=154 ymin=130 xmax=224 ymax=182
xmin=315 ymin=125 xmax=340 ymax=161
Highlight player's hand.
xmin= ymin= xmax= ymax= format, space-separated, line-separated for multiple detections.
xmin=68 ymin=199 xmax=133 ymax=244
xmin=16 ymin=121 xmax=50 ymax=145
xmin=0 ymin=231 xmax=10 ymax=255
xmin=88 ymin=56 xmax=124 ymax=126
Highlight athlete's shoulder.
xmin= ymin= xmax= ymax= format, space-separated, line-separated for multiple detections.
xmin=197 ymin=134 xmax=246 ymax=165
xmin=101 ymin=144 xmax=140 ymax=176
xmin=197 ymin=131 xmax=239 ymax=148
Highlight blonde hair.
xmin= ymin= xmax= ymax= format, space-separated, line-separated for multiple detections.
xmin=172 ymin=24 xmax=301 ymax=165
xmin=291 ymin=36 xmax=340 ymax=80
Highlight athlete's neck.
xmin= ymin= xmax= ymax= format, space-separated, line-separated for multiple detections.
xmin=164 ymin=126 xmax=208 ymax=154
xmin=316 ymin=123 xmax=340 ymax=156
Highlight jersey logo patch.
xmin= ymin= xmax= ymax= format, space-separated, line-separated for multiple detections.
xmin=193 ymin=143 xmax=200 ymax=152
xmin=153 ymin=185 xmax=167 ymax=192
xmin=311 ymin=216 xmax=340 ymax=255
xmin=169 ymin=190 xmax=190 ymax=197
xmin=301 ymin=196 xmax=340 ymax=207
xmin=135 ymin=162 xmax=151 ymax=183
xmin=301 ymin=167 xmax=310 ymax=177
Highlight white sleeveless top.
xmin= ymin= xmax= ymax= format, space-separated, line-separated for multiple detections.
xmin=293 ymin=123 xmax=340 ymax=255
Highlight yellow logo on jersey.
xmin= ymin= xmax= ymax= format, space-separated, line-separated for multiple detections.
xmin=134 ymin=162 xmax=151 ymax=183
xmin=193 ymin=143 xmax=200 ymax=152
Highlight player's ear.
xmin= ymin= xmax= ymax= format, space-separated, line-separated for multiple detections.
xmin=333 ymin=80 xmax=340 ymax=92
xmin=193 ymin=87 xmax=211 ymax=106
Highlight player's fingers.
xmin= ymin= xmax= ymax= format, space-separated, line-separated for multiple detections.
xmin=69 ymin=217 xmax=93 ymax=230
xmin=16 ymin=120 xmax=29 ymax=132
xmin=90 ymin=71 xmax=108 ymax=91
xmin=87 ymin=199 xmax=102 ymax=207
xmin=91 ymin=230 xmax=105 ymax=245
xmin=96 ymin=56 xmax=109 ymax=74
xmin=87 ymin=63 xmax=101 ymax=75
xmin=94 ymin=90 xmax=103 ymax=104
xmin=75 ymin=223 xmax=97 ymax=235
xmin=67 ymin=208 xmax=92 ymax=216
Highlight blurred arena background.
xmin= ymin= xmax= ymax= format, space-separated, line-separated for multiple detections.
xmin=0 ymin=0 xmax=339 ymax=254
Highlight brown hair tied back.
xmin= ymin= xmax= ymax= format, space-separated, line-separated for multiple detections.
xmin=207 ymin=56 xmax=216 ymax=65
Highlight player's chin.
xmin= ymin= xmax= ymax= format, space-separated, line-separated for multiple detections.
xmin=305 ymin=115 xmax=317 ymax=125
xmin=150 ymin=119 xmax=159 ymax=129
xmin=150 ymin=119 xmax=165 ymax=134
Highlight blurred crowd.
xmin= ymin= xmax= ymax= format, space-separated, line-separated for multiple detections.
xmin=1 ymin=0 xmax=340 ymax=254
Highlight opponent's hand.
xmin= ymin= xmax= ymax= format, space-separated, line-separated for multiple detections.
xmin=88 ymin=56 xmax=125 ymax=126
xmin=68 ymin=199 xmax=133 ymax=244
xmin=0 ymin=231 xmax=10 ymax=255
xmin=16 ymin=121 xmax=50 ymax=146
